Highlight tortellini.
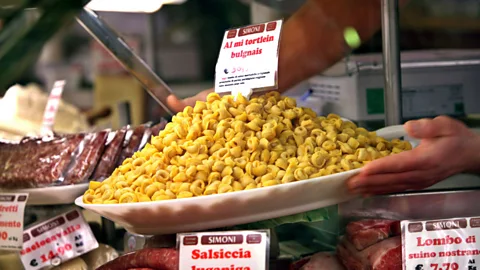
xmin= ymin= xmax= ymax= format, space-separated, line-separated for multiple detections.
xmin=84 ymin=91 xmax=412 ymax=204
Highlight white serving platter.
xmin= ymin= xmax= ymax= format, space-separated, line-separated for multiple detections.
xmin=75 ymin=125 xmax=411 ymax=235
xmin=1 ymin=183 xmax=89 ymax=206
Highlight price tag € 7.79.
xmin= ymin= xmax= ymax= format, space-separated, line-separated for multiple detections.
xmin=0 ymin=193 xmax=28 ymax=251
xmin=402 ymin=217 xmax=480 ymax=270
xmin=20 ymin=208 xmax=98 ymax=270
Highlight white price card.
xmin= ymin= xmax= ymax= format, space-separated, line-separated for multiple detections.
xmin=20 ymin=208 xmax=98 ymax=270
xmin=40 ymin=80 xmax=65 ymax=136
xmin=0 ymin=193 xmax=28 ymax=251
xmin=215 ymin=20 xmax=283 ymax=95
xmin=402 ymin=217 xmax=480 ymax=270
xmin=177 ymin=230 xmax=269 ymax=270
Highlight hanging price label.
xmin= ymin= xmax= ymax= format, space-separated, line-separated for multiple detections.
xmin=20 ymin=208 xmax=98 ymax=269
xmin=402 ymin=217 xmax=480 ymax=270
xmin=215 ymin=20 xmax=283 ymax=95
xmin=40 ymin=80 xmax=65 ymax=136
xmin=0 ymin=193 xmax=28 ymax=251
xmin=177 ymin=230 xmax=269 ymax=270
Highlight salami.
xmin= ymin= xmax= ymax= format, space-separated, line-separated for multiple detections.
xmin=116 ymin=125 xmax=147 ymax=166
xmin=0 ymin=134 xmax=85 ymax=188
xmin=96 ymin=248 xmax=178 ymax=270
xmin=149 ymin=120 xmax=167 ymax=139
xmin=92 ymin=127 xmax=127 ymax=181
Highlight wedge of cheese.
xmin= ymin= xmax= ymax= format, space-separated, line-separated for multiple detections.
xmin=0 ymin=84 xmax=90 ymax=140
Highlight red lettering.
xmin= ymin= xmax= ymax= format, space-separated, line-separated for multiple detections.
xmin=417 ymin=235 xmax=462 ymax=247
xmin=192 ymin=249 xmax=200 ymax=259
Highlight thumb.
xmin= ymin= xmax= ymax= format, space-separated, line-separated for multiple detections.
xmin=166 ymin=94 xmax=186 ymax=113
xmin=405 ymin=116 xmax=464 ymax=139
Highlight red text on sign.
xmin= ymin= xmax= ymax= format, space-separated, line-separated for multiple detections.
xmin=40 ymin=243 xmax=72 ymax=263
xmin=417 ymin=235 xmax=463 ymax=246
xmin=431 ymin=263 xmax=459 ymax=270
xmin=191 ymin=266 xmax=250 ymax=270
xmin=191 ymin=248 xmax=252 ymax=260
xmin=20 ymin=224 xmax=81 ymax=255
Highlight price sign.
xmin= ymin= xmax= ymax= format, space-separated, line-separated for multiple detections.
xmin=20 ymin=208 xmax=98 ymax=269
xmin=402 ymin=217 xmax=480 ymax=270
xmin=0 ymin=193 xmax=28 ymax=251
xmin=177 ymin=230 xmax=269 ymax=270
xmin=40 ymin=80 xmax=65 ymax=136
xmin=215 ymin=20 xmax=283 ymax=95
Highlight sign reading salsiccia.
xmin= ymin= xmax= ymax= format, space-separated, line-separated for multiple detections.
xmin=177 ymin=230 xmax=269 ymax=270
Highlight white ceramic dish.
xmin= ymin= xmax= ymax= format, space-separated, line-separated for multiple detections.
xmin=75 ymin=125 xmax=410 ymax=235
xmin=1 ymin=183 xmax=89 ymax=206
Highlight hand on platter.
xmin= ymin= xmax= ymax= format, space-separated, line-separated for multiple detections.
xmin=347 ymin=116 xmax=480 ymax=195
xmin=166 ymin=89 xmax=214 ymax=113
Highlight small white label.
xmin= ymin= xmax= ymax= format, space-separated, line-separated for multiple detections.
xmin=178 ymin=230 xmax=269 ymax=270
xmin=402 ymin=217 xmax=480 ymax=270
xmin=215 ymin=20 xmax=282 ymax=95
xmin=41 ymin=80 xmax=65 ymax=136
xmin=20 ymin=208 xmax=99 ymax=270
xmin=0 ymin=193 xmax=28 ymax=251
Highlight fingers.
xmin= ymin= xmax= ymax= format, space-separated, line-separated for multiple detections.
xmin=405 ymin=115 xmax=466 ymax=139
xmin=166 ymin=94 xmax=186 ymax=113
xmin=347 ymin=170 xmax=433 ymax=195
xmin=359 ymin=148 xmax=426 ymax=175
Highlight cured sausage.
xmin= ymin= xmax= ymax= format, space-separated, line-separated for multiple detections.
xmin=116 ymin=125 xmax=147 ymax=166
xmin=96 ymin=248 xmax=178 ymax=270
xmin=92 ymin=127 xmax=127 ymax=181
xmin=0 ymin=134 xmax=84 ymax=188
xmin=63 ymin=131 xmax=109 ymax=185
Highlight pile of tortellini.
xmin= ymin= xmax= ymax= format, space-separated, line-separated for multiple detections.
xmin=84 ymin=91 xmax=412 ymax=204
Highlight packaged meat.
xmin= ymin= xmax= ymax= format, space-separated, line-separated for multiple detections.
xmin=137 ymin=122 xmax=153 ymax=152
xmin=92 ymin=127 xmax=128 ymax=181
xmin=116 ymin=124 xmax=148 ymax=166
xmin=63 ymin=131 xmax=109 ymax=185
xmin=0 ymin=134 xmax=85 ymax=188
xmin=346 ymin=219 xmax=401 ymax=251
xmin=149 ymin=119 xmax=168 ymax=139
xmin=96 ymin=248 xmax=178 ymax=270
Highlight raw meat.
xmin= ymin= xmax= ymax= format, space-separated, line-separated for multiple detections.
xmin=337 ymin=236 xmax=402 ymax=270
xmin=299 ymin=252 xmax=346 ymax=270
xmin=96 ymin=248 xmax=178 ymax=270
xmin=346 ymin=220 xmax=401 ymax=251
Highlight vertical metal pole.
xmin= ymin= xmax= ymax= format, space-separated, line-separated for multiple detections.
xmin=381 ymin=0 xmax=403 ymax=126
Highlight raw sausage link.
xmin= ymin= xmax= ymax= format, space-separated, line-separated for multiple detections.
xmin=96 ymin=248 xmax=178 ymax=270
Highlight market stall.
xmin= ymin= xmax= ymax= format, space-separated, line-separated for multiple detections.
xmin=1 ymin=0 xmax=480 ymax=269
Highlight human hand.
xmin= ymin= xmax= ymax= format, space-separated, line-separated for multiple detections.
xmin=166 ymin=88 xmax=214 ymax=113
xmin=346 ymin=116 xmax=480 ymax=196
